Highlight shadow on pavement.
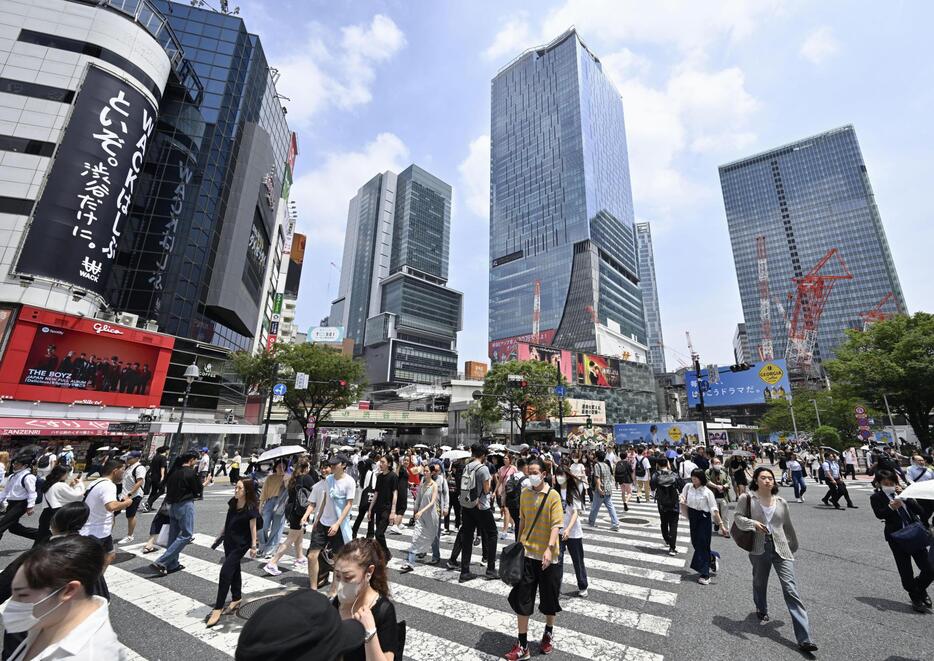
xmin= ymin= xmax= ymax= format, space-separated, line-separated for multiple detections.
xmin=854 ymin=595 xmax=917 ymax=614
xmin=711 ymin=612 xmax=807 ymax=656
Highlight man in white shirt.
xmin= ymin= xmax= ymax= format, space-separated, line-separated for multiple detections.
xmin=678 ymin=453 xmax=699 ymax=480
xmin=306 ymin=455 xmax=355 ymax=592
xmin=80 ymin=459 xmax=134 ymax=564
xmin=842 ymin=447 xmax=858 ymax=480
xmin=0 ymin=453 xmax=39 ymax=543
xmin=35 ymin=448 xmax=57 ymax=481
xmin=117 ymin=452 xmax=147 ymax=545
xmin=197 ymin=448 xmax=211 ymax=486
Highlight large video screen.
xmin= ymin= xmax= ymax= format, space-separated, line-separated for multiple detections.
xmin=613 ymin=422 xmax=703 ymax=446
xmin=687 ymin=359 xmax=792 ymax=408
xmin=517 ymin=343 xmax=573 ymax=382
xmin=576 ymin=353 xmax=621 ymax=388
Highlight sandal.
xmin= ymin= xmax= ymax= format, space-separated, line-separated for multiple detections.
xmin=142 ymin=546 xmax=156 ymax=554
xmin=222 ymin=600 xmax=241 ymax=615
xmin=205 ymin=609 xmax=222 ymax=628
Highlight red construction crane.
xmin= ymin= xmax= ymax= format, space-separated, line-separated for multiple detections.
xmin=785 ymin=248 xmax=853 ymax=372
xmin=756 ymin=236 xmax=774 ymax=361
xmin=859 ymin=291 xmax=896 ymax=329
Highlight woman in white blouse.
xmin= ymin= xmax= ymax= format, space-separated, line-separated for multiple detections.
xmin=681 ymin=469 xmax=728 ymax=585
xmin=34 ymin=466 xmax=85 ymax=546
xmin=732 ymin=467 xmax=817 ymax=653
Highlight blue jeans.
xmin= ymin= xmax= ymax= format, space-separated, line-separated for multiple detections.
xmin=588 ymin=492 xmax=619 ymax=527
xmin=259 ymin=496 xmax=286 ymax=555
xmin=559 ymin=537 xmax=588 ymax=591
xmin=156 ymin=501 xmax=194 ymax=571
xmin=791 ymin=470 xmax=807 ymax=499
xmin=750 ymin=538 xmax=814 ymax=645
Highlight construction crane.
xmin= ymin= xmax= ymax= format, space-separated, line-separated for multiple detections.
xmin=860 ymin=291 xmax=895 ymax=329
xmin=531 ymin=280 xmax=541 ymax=345
xmin=756 ymin=236 xmax=774 ymax=360
xmin=785 ymin=248 xmax=852 ymax=373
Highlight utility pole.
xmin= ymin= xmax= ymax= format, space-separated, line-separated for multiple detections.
xmin=788 ymin=399 xmax=799 ymax=442
xmin=810 ymin=399 xmax=821 ymax=427
xmin=882 ymin=393 xmax=899 ymax=450
xmin=686 ymin=332 xmax=710 ymax=451
xmin=556 ymin=359 xmax=564 ymax=447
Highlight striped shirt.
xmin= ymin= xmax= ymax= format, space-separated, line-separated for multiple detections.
xmin=518 ymin=484 xmax=563 ymax=561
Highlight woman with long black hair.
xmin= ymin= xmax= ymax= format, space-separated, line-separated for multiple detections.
xmin=32 ymin=466 xmax=84 ymax=546
xmin=206 ymin=478 xmax=259 ymax=627
xmin=555 ymin=465 xmax=589 ymax=597
xmin=681 ymin=469 xmax=728 ymax=585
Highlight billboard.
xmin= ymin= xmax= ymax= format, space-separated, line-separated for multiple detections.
xmin=577 ymin=353 xmax=621 ymax=388
xmin=613 ymin=422 xmax=703 ymax=446
xmin=284 ymin=233 xmax=305 ymax=298
xmin=562 ymin=399 xmax=606 ymax=425
xmin=489 ymin=329 xmax=556 ymax=364
xmin=0 ymin=306 xmax=174 ymax=406
xmin=516 ymin=342 xmax=573 ymax=382
xmin=310 ymin=326 xmax=346 ymax=343
xmin=16 ymin=65 xmax=158 ymax=297
xmin=687 ymin=359 xmax=792 ymax=408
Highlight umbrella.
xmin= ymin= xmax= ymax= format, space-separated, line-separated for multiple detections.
xmin=412 ymin=443 xmax=429 ymax=449
xmin=725 ymin=450 xmax=754 ymax=457
xmin=95 ymin=446 xmax=113 ymax=452
xmin=900 ymin=480 xmax=934 ymax=501
xmin=257 ymin=445 xmax=306 ymax=463
xmin=440 ymin=445 xmax=452 ymax=451
xmin=440 ymin=449 xmax=471 ymax=461
xmin=488 ymin=443 xmax=507 ymax=451
xmin=338 ymin=445 xmax=355 ymax=452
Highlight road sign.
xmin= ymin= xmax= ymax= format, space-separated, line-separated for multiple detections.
xmin=472 ymin=390 xmax=483 ymax=401
xmin=700 ymin=380 xmax=710 ymax=393
xmin=854 ymin=406 xmax=866 ymax=415
xmin=554 ymin=385 xmax=566 ymax=397
xmin=273 ymin=383 xmax=287 ymax=396
xmin=294 ymin=372 xmax=309 ymax=389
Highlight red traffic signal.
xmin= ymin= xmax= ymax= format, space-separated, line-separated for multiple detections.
xmin=338 ymin=379 xmax=348 ymax=388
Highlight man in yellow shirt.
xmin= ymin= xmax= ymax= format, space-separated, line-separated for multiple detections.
xmin=504 ymin=458 xmax=564 ymax=660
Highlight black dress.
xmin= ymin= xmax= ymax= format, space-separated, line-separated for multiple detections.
xmin=332 ymin=595 xmax=399 ymax=661
xmin=731 ymin=457 xmax=749 ymax=486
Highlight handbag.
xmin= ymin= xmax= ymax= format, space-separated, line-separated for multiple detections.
xmin=499 ymin=487 xmax=550 ymax=586
xmin=890 ymin=505 xmax=933 ymax=554
xmin=730 ymin=493 xmax=756 ymax=552
xmin=156 ymin=523 xmax=171 ymax=548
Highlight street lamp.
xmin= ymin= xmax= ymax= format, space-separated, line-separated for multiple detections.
xmin=172 ymin=362 xmax=199 ymax=457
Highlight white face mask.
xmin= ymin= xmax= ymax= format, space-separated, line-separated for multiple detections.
xmin=1 ymin=586 xmax=66 ymax=633
xmin=555 ymin=475 xmax=567 ymax=486
xmin=881 ymin=486 xmax=897 ymax=497
xmin=528 ymin=474 xmax=543 ymax=488
xmin=336 ymin=572 xmax=371 ymax=605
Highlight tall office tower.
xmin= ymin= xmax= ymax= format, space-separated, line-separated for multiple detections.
xmin=488 ymin=29 xmax=647 ymax=363
xmin=635 ymin=222 xmax=666 ymax=374
xmin=733 ymin=323 xmax=750 ymax=364
xmin=331 ymin=165 xmax=462 ymax=386
xmin=720 ymin=125 xmax=906 ymax=369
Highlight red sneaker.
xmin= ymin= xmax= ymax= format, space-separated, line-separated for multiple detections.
xmin=503 ymin=642 xmax=530 ymax=660
xmin=540 ymin=633 xmax=554 ymax=655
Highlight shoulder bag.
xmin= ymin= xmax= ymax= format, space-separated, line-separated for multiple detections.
xmin=499 ymin=488 xmax=550 ymax=586
xmin=890 ymin=504 xmax=933 ymax=554
xmin=730 ymin=493 xmax=757 ymax=552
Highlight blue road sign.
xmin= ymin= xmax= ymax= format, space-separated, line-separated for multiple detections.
xmin=554 ymin=385 xmax=566 ymax=397
xmin=273 ymin=383 xmax=287 ymax=396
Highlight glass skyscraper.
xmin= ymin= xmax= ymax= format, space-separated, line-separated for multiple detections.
xmin=720 ymin=125 xmax=906 ymax=366
xmin=635 ymin=222 xmax=666 ymax=374
xmin=488 ymin=29 xmax=646 ymax=361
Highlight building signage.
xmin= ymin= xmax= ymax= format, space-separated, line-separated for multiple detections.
xmin=489 ymin=330 xmax=556 ymax=364
xmin=16 ymin=66 xmax=158 ymax=297
xmin=309 ymin=326 xmax=345 ymax=343
xmin=517 ymin=343 xmax=573 ymax=382
xmin=613 ymin=422 xmax=703 ymax=446
xmin=687 ymin=359 xmax=793 ymax=408
xmin=559 ymin=399 xmax=606 ymax=425
xmin=0 ymin=306 xmax=174 ymax=406
xmin=107 ymin=422 xmax=151 ymax=433
xmin=576 ymin=353 xmax=621 ymax=388
xmin=284 ymin=233 xmax=305 ymax=298
xmin=0 ymin=417 xmax=148 ymax=437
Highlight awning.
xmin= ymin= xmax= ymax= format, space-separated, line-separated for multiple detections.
xmin=0 ymin=418 xmax=145 ymax=437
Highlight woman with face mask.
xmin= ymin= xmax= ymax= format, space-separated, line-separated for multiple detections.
xmin=1 ymin=535 xmax=125 ymax=660
xmin=332 ymin=538 xmax=399 ymax=661
xmin=870 ymin=469 xmax=933 ymax=613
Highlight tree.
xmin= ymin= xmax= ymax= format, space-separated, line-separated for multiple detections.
xmin=825 ymin=312 xmax=934 ymax=449
xmin=478 ymin=360 xmax=570 ymax=443
xmin=757 ymin=387 xmax=880 ymax=443
xmin=812 ymin=425 xmax=843 ymax=452
xmin=464 ymin=401 xmax=498 ymax=441
xmin=230 ymin=344 xmax=365 ymax=452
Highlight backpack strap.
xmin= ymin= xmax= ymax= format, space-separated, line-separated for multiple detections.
xmin=82 ymin=479 xmax=106 ymax=502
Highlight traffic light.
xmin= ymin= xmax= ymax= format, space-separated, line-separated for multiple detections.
xmin=729 ymin=363 xmax=753 ymax=372
xmin=335 ymin=379 xmax=348 ymax=388
xmin=586 ymin=417 xmax=593 ymax=429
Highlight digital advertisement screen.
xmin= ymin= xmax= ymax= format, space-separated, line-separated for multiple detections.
xmin=517 ymin=342 xmax=573 ymax=382
xmin=686 ymin=359 xmax=793 ymax=408
xmin=576 ymin=353 xmax=621 ymax=388
xmin=613 ymin=422 xmax=703 ymax=446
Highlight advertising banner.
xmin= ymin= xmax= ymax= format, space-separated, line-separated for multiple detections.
xmin=284 ymin=233 xmax=305 ymax=298
xmin=687 ymin=359 xmax=792 ymax=408
xmin=577 ymin=353 xmax=621 ymax=388
xmin=16 ymin=65 xmax=158 ymax=297
xmin=0 ymin=417 xmax=148 ymax=437
xmin=707 ymin=431 xmax=730 ymax=445
xmin=309 ymin=326 xmax=346 ymax=343
xmin=516 ymin=342 xmax=573 ymax=382
xmin=560 ymin=399 xmax=606 ymax=425
xmin=613 ymin=422 xmax=703 ymax=446
xmin=489 ymin=329 xmax=556 ymax=363
xmin=0 ymin=306 xmax=173 ymax=406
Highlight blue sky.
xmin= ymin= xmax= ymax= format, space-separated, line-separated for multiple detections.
xmin=239 ymin=0 xmax=933 ymax=371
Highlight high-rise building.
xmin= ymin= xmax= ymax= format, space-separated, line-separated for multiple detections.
xmin=733 ymin=323 xmax=750 ymax=364
xmin=331 ymin=165 xmax=462 ymax=387
xmin=635 ymin=222 xmax=666 ymax=374
xmin=488 ymin=29 xmax=647 ymax=365
xmin=720 ymin=125 xmax=906 ymax=367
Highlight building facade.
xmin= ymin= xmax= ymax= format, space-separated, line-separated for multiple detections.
xmin=331 ymin=165 xmax=462 ymax=388
xmin=733 ymin=322 xmax=750 ymax=364
xmin=720 ymin=125 xmax=906 ymax=367
xmin=488 ymin=29 xmax=647 ymax=364
xmin=635 ymin=222 xmax=666 ymax=374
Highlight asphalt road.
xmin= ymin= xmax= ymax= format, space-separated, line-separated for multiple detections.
xmin=0 ymin=469 xmax=929 ymax=661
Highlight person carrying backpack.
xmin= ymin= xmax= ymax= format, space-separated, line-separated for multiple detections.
xmin=446 ymin=443 xmax=497 ymax=583
xmin=263 ymin=460 xmax=316 ymax=576
xmin=504 ymin=458 xmax=530 ymax=541
xmin=586 ymin=450 xmax=619 ymax=531
xmin=635 ymin=449 xmax=653 ymax=503
xmin=651 ymin=458 xmax=684 ymax=555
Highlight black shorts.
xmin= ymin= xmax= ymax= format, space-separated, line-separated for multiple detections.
xmin=287 ymin=510 xmax=305 ymax=531
xmin=126 ymin=496 xmax=142 ymax=518
xmin=88 ymin=534 xmax=114 ymax=554
xmin=307 ymin=521 xmax=345 ymax=553
xmin=507 ymin=557 xmax=562 ymax=617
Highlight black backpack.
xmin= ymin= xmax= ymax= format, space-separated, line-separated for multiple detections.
xmin=504 ymin=473 xmax=523 ymax=512
xmin=37 ymin=453 xmax=52 ymax=469
xmin=635 ymin=458 xmax=647 ymax=478
xmin=655 ymin=474 xmax=683 ymax=509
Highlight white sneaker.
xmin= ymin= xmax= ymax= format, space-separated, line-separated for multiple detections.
xmin=263 ymin=552 xmax=274 ymax=560
xmin=668 ymin=549 xmax=678 ymax=556
xmin=578 ymin=589 xmax=588 ymax=598
xmin=118 ymin=536 xmax=134 ymax=545
xmin=698 ymin=577 xmax=710 ymax=585
xmin=263 ymin=564 xmax=282 ymax=576
xmin=294 ymin=558 xmax=307 ymax=568
xmin=796 ymin=498 xmax=802 ymax=503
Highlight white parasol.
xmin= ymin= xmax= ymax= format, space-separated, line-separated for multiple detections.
xmin=440 ymin=449 xmax=471 ymax=461
xmin=412 ymin=443 xmax=429 ymax=449
xmin=256 ymin=445 xmax=306 ymax=463
xmin=900 ymin=480 xmax=934 ymax=501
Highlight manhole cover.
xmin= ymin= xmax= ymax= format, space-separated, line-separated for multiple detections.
xmin=235 ymin=592 xmax=290 ymax=620
xmin=619 ymin=517 xmax=650 ymax=525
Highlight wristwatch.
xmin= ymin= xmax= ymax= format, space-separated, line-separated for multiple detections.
xmin=364 ymin=628 xmax=378 ymax=643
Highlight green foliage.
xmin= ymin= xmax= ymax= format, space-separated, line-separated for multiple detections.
xmin=825 ymin=312 xmax=934 ymax=447
xmin=465 ymin=401 xmax=499 ymax=439
xmin=812 ymin=425 xmax=843 ymax=451
xmin=479 ymin=359 xmax=569 ymax=442
xmin=757 ymin=387 xmax=879 ymax=443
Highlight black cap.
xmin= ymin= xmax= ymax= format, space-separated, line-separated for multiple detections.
xmin=236 ymin=589 xmax=364 ymax=661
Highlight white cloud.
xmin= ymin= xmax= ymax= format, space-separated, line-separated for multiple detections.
xmin=291 ymin=133 xmax=410 ymax=246
xmin=484 ymin=14 xmax=533 ymax=61
xmin=800 ymin=27 xmax=840 ymax=64
xmin=273 ymin=15 xmax=406 ymax=127
xmin=458 ymin=135 xmax=491 ymax=218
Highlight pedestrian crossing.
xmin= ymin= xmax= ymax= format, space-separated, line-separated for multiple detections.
xmin=104 ymin=489 xmax=689 ymax=661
